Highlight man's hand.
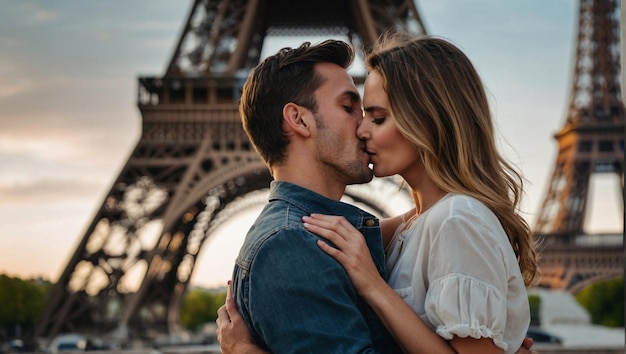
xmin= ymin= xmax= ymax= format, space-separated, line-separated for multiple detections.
xmin=514 ymin=337 xmax=536 ymax=354
xmin=216 ymin=281 xmax=269 ymax=354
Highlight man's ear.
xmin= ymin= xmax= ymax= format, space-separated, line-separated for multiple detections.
xmin=283 ymin=102 xmax=311 ymax=137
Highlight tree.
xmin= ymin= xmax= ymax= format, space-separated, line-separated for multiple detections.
xmin=528 ymin=294 xmax=541 ymax=326
xmin=575 ymin=277 xmax=624 ymax=327
xmin=180 ymin=287 xmax=226 ymax=331
xmin=0 ymin=274 xmax=51 ymax=339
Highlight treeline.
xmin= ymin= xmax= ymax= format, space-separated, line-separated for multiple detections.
xmin=0 ymin=274 xmax=51 ymax=340
xmin=0 ymin=273 xmax=622 ymax=343
xmin=0 ymin=274 xmax=227 ymax=343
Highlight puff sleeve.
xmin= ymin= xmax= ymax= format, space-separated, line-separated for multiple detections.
xmin=424 ymin=209 xmax=512 ymax=351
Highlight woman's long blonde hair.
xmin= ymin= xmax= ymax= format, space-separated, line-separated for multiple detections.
xmin=367 ymin=33 xmax=539 ymax=286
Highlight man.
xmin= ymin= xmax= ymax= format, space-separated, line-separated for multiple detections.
xmin=229 ymin=40 xmax=401 ymax=353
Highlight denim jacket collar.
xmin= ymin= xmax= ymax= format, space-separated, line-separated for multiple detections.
xmin=269 ymin=180 xmax=378 ymax=229
xmin=268 ymin=180 xmax=386 ymax=276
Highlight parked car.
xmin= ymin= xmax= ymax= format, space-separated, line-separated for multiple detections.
xmin=7 ymin=339 xmax=25 ymax=352
xmin=48 ymin=333 xmax=89 ymax=353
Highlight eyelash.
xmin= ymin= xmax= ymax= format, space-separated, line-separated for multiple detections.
xmin=372 ymin=117 xmax=385 ymax=125
xmin=343 ymin=105 xmax=354 ymax=113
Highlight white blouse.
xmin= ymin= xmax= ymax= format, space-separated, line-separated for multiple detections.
xmin=385 ymin=193 xmax=529 ymax=353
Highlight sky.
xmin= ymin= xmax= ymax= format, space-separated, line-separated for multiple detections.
xmin=0 ymin=1 xmax=623 ymax=290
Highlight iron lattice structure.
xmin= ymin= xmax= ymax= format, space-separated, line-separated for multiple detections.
xmin=35 ymin=0 xmax=424 ymax=343
xmin=534 ymin=0 xmax=624 ymax=291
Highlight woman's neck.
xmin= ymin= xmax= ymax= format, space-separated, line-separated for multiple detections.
xmin=412 ymin=184 xmax=448 ymax=216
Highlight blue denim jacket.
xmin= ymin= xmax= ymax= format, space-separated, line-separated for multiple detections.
xmin=232 ymin=181 xmax=401 ymax=353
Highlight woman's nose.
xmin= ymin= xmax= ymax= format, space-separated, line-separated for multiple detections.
xmin=356 ymin=120 xmax=370 ymax=139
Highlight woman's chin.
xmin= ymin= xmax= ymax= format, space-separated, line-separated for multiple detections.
xmin=373 ymin=170 xmax=385 ymax=178
xmin=373 ymin=167 xmax=394 ymax=179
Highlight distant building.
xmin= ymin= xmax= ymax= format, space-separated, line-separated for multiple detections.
xmin=529 ymin=289 xmax=624 ymax=349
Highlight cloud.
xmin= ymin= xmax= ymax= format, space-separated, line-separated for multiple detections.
xmin=0 ymin=2 xmax=60 ymax=26
xmin=0 ymin=132 xmax=135 ymax=206
xmin=0 ymin=78 xmax=33 ymax=99
xmin=33 ymin=9 xmax=60 ymax=23
xmin=0 ymin=178 xmax=106 ymax=204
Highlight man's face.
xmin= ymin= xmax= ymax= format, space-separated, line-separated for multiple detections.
xmin=310 ymin=62 xmax=373 ymax=185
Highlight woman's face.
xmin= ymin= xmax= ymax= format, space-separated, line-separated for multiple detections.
xmin=357 ymin=71 xmax=421 ymax=180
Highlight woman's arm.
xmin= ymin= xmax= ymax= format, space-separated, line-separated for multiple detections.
xmin=352 ymin=273 xmax=456 ymax=354
xmin=307 ymin=214 xmax=535 ymax=354
xmin=305 ymin=214 xmax=454 ymax=354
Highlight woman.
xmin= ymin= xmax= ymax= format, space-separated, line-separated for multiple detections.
xmin=217 ymin=33 xmax=538 ymax=354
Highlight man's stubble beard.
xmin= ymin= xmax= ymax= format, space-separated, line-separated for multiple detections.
xmin=314 ymin=112 xmax=373 ymax=186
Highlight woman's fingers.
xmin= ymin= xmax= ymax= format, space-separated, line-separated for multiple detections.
xmin=306 ymin=214 xmax=352 ymax=228
xmin=303 ymin=219 xmax=344 ymax=244
xmin=317 ymin=239 xmax=346 ymax=259
xmin=303 ymin=215 xmax=349 ymax=234
xmin=304 ymin=214 xmax=371 ymax=265
xmin=303 ymin=214 xmax=359 ymax=242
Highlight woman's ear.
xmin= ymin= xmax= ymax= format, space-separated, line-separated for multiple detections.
xmin=283 ymin=103 xmax=311 ymax=137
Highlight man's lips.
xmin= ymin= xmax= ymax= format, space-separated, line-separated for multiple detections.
xmin=360 ymin=147 xmax=375 ymax=169
xmin=359 ymin=143 xmax=375 ymax=166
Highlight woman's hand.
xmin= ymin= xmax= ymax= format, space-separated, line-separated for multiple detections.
xmin=216 ymin=281 xmax=269 ymax=354
xmin=303 ymin=214 xmax=387 ymax=297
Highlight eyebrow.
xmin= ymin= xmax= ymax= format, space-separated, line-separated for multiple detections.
xmin=342 ymin=90 xmax=361 ymax=103
xmin=364 ymin=105 xmax=388 ymax=114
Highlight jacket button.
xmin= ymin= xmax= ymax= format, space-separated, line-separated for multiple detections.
xmin=365 ymin=219 xmax=375 ymax=226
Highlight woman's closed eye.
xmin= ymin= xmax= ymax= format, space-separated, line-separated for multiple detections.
xmin=372 ymin=117 xmax=386 ymax=125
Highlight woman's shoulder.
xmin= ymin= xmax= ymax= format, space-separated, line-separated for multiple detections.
xmin=426 ymin=193 xmax=499 ymax=229
xmin=429 ymin=193 xmax=482 ymax=214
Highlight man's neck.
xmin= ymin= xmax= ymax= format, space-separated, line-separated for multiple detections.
xmin=273 ymin=169 xmax=346 ymax=201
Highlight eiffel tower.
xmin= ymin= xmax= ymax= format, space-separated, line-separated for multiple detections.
xmin=35 ymin=0 xmax=425 ymax=344
xmin=533 ymin=0 xmax=624 ymax=291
